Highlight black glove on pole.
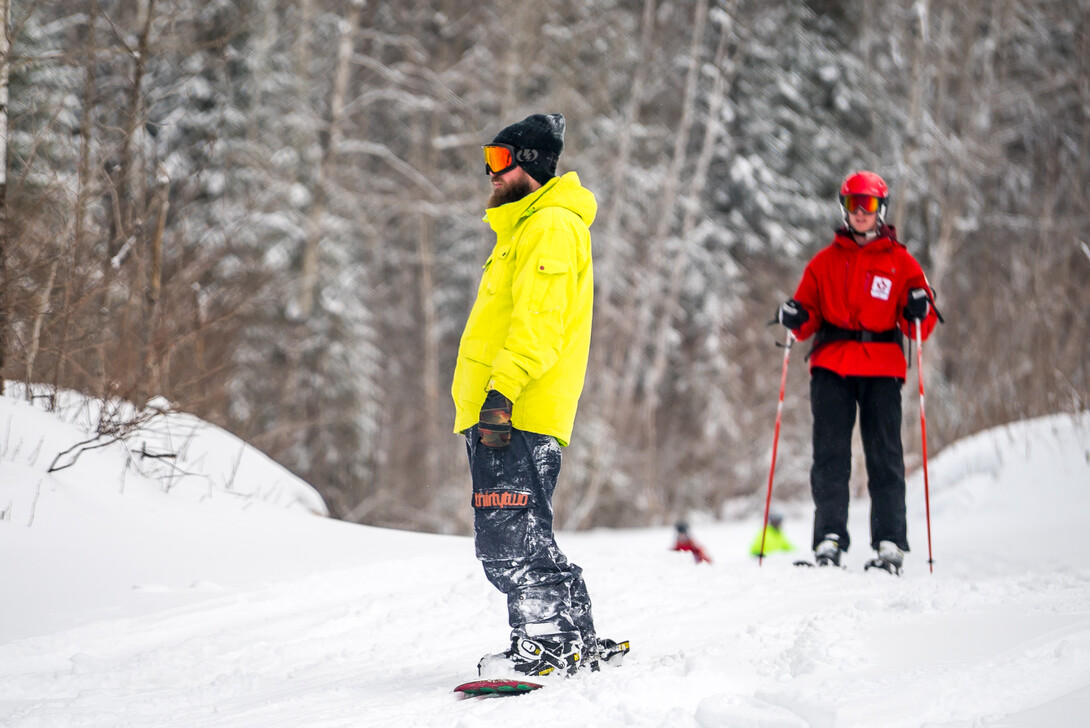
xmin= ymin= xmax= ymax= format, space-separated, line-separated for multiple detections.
xmin=904 ymin=288 xmax=930 ymax=321
xmin=479 ymin=389 xmax=513 ymax=448
xmin=776 ymin=299 xmax=809 ymax=330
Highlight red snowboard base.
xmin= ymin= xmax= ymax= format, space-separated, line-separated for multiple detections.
xmin=454 ymin=678 xmax=544 ymax=697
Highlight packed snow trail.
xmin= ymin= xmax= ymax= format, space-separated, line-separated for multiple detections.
xmin=1 ymin=394 xmax=1088 ymax=727
xmin=4 ymin=537 xmax=1089 ymax=727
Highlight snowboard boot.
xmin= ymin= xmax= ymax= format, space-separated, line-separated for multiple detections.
xmin=864 ymin=540 xmax=904 ymax=575
xmin=477 ymin=636 xmax=583 ymax=679
xmin=814 ymin=533 xmax=843 ymax=567
xmin=596 ymin=638 xmax=631 ymax=668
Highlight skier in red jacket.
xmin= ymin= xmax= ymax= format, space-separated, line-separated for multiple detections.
xmin=775 ymin=171 xmax=939 ymax=574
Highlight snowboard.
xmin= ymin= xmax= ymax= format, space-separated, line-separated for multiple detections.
xmin=455 ymin=638 xmax=630 ymax=697
xmin=454 ymin=678 xmax=544 ymax=697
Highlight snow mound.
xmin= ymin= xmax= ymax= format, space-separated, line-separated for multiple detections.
xmin=909 ymin=411 xmax=1090 ymax=576
xmin=0 ymin=386 xmax=327 ymax=518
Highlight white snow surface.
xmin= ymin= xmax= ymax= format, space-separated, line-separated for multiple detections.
xmin=2 ymin=390 xmax=1089 ymax=728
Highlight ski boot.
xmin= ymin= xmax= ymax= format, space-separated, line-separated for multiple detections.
xmin=478 ymin=636 xmax=582 ymax=679
xmin=814 ymin=533 xmax=843 ymax=567
xmin=864 ymin=540 xmax=904 ymax=575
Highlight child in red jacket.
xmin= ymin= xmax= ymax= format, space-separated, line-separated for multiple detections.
xmin=775 ymin=171 xmax=939 ymax=574
xmin=672 ymin=521 xmax=712 ymax=564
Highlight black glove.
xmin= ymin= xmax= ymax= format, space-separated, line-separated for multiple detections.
xmin=903 ymin=288 xmax=930 ymax=320
xmin=478 ymin=389 xmax=512 ymax=448
xmin=776 ymin=299 xmax=809 ymax=330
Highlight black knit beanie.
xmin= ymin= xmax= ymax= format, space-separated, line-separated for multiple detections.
xmin=491 ymin=113 xmax=565 ymax=185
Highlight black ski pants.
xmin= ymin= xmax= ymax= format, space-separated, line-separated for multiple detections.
xmin=809 ymin=367 xmax=909 ymax=553
xmin=465 ymin=426 xmax=596 ymax=649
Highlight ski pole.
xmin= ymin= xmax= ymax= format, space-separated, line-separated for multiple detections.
xmin=915 ymin=319 xmax=935 ymax=573
xmin=759 ymin=329 xmax=795 ymax=566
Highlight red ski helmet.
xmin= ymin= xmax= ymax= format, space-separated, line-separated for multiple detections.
xmin=840 ymin=170 xmax=888 ymax=198
xmin=839 ymin=170 xmax=889 ymax=225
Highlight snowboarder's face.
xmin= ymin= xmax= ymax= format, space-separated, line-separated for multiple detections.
xmin=487 ymin=165 xmax=537 ymax=209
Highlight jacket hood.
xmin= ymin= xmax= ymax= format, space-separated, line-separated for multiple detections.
xmin=484 ymin=171 xmax=597 ymax=235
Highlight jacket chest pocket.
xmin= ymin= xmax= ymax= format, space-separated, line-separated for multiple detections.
xmin=864 ymin=268 xmax=896 ymax=303
xmin=484 ymin=245 xmax=512 ymax=294
xmin=530 ymin=257 xmax=570 ymax=313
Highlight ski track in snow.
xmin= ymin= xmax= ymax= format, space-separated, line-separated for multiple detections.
xmin=2 ymin=396 xmax=1089 ymax=727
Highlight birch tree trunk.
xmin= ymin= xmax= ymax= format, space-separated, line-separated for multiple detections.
xmin=51 ymin=0 xmax=99 ymax=408
xmin=644 ymin=0 xmax=735 ymax=432
xmin=110 ymin=0 xmax=156 ymax=264
xmin=248 ymin=0 xmax=279 ymax=138
xmin=410 ymin=0 xmax=444 ymax=499
xmin=565 ymin=0 xmax=657 ymax=528
xmin=614 ymin=0 xmax=708 ymax=424
xmin=24 ymin=257 xmax=58 ymax=390
xmin=298 ymin=0 xmax=361 ymax=317
xmin=891 ymin=0 xmax=928 ymax=235
xmin=140 ymin=169 xmax=169 ymax=401
xmin=0 ymin=0 xmax=10 ymax=395
xmin=596 ymin=0 xmax=657 ymax=312
xmin=564 ymin=0 xmax=659 ymax=530
xmin=597 ymin=0 xmax=656 ymax=379
xmin=636 ymin=0 xmax=713 ymax=415
xmin=96 ymin=0 xmax=156 ymax=399
xmin=622 ymin=0 xmax=710 ymax=521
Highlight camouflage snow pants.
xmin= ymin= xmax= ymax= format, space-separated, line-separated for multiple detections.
xmin=465 ymin=425 xmax=597 ymax=649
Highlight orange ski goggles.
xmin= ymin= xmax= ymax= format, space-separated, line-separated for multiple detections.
xmin=483 ymin=144 xmax=518 ymax=176
xmin=842 ymin=194 xmax=882 ymax=214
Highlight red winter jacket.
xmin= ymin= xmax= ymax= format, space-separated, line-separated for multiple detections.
xmin=791 ymin=226 xmax=937 ymax=380
xmin=673 ymin=535 xmax=713 ymax=564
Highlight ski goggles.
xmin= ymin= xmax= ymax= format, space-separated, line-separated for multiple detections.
xmin=483 ymin=144 xmax=518 ymax=176
xmin=841 ymin=194 xmax=882 ymax=214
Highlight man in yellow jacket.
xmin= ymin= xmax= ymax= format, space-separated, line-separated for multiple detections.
xmin=453 ymin=113 xmax=626 ymax=679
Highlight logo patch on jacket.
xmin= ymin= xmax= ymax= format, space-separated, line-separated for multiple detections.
xmin=474 ymin=490 xmax=531 ymax=509
xmin=870 ymin=276 xmax=892 ymax=301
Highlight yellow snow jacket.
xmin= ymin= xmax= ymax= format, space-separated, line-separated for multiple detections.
xmin=749 ymin=525 xmax=795 ymax=556
xmin=452 ymin=172 xmax=596 ymax=446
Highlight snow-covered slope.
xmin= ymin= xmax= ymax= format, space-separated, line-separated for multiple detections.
xmin=1 ymin=391 xmax=1088 ymax=727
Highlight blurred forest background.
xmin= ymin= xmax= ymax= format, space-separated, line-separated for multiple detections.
xmin=1 ymin=0 xmax=1087 ymax=533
